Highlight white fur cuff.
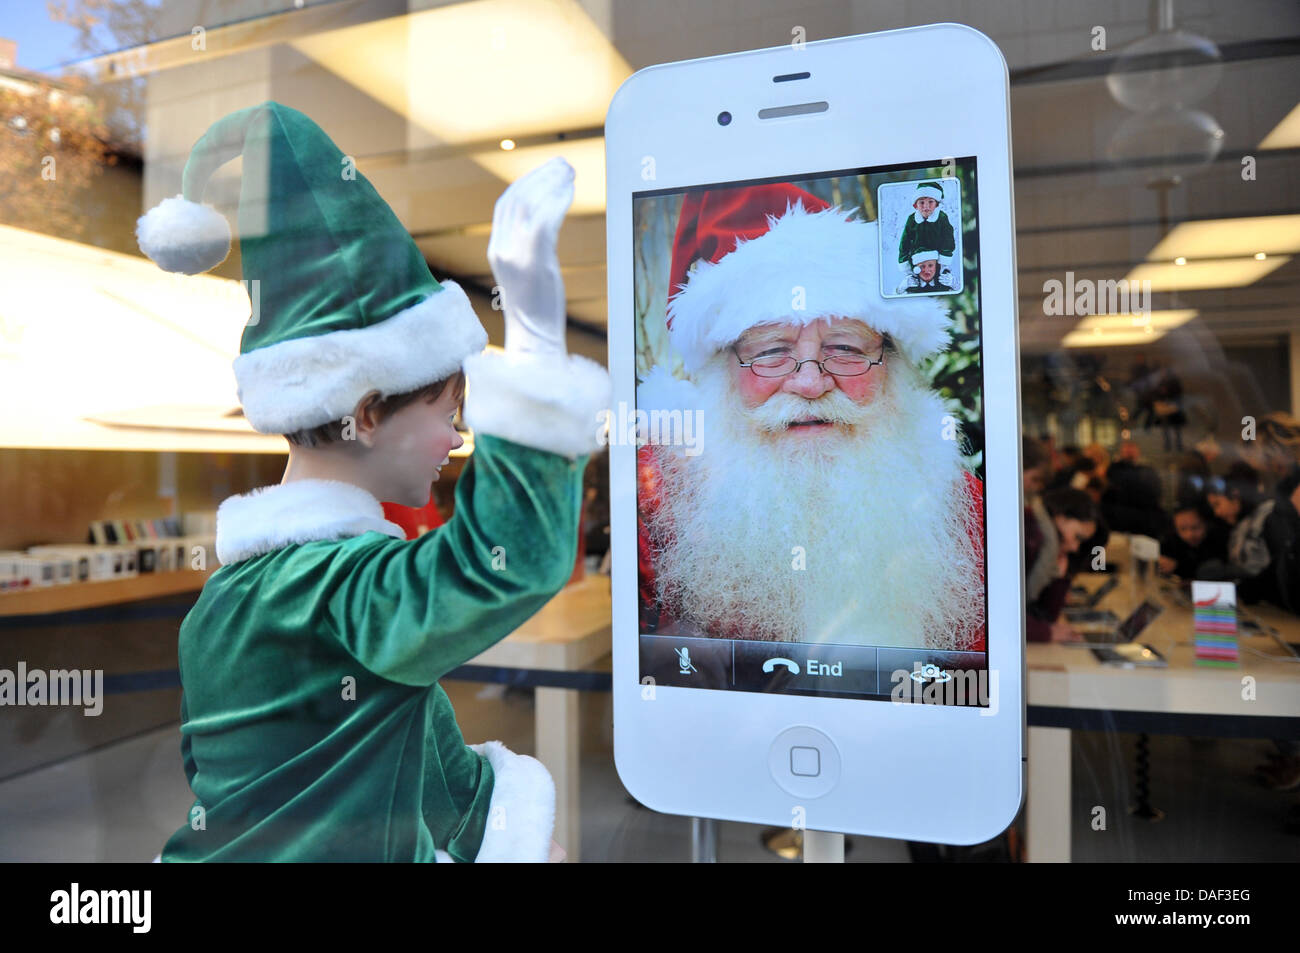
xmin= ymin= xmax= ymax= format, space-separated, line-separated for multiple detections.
xmin=470 ymin=740 xmax=556 ymax=862
xmin=463 ymin=349 xmax=611 ymax=460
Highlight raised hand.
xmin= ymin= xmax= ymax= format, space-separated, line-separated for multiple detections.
xmin=487 ymin=157 xmax=575 ymax=357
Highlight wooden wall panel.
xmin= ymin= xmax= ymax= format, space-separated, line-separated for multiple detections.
xmin=0 ymin=449 xmax=285 ymax=551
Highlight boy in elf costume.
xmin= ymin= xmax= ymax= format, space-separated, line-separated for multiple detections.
xmin=896 ymin=180 xmax=956 ymax=283
xmin=904 ymin=249 xmax=953 ymax=293
xmin=135 ymin=102 xmax=610 ymax=862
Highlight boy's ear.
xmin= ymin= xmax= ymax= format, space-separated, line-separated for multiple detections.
xmin=351 ymin=390 xmax=384 ymax=448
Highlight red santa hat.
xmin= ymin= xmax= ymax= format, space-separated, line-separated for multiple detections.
xmin=656 ymin=183 xmax=952 ymax=383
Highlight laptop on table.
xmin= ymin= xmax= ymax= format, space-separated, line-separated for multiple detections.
xmin=1069 ymin=598 xmax=1164 ymax=647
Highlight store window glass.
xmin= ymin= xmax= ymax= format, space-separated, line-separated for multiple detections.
xmin=0 ymin=0 xmax=1296 ymax=865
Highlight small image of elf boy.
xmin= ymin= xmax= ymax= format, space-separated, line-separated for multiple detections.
xmin=897 ymin=180 xmax=956 ymax=284
xmin=905 ymin=249 xmax=953 ymax=294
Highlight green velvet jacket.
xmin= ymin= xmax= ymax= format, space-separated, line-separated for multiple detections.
xmin=162 ymin=349 xmax=611 ymax=862
xmin=897 ymin=209 xmax=956 ymax=266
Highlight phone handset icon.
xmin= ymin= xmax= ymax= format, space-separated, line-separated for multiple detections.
xmin=762 ymin=657 xmax=800 ymax=675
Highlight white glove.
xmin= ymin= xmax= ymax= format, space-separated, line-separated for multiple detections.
xmin=487 ymin=157 xmax=574 ymax=357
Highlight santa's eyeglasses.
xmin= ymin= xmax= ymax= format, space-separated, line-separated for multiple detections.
xmin=732 ymin=340 xmax=886 ymax=378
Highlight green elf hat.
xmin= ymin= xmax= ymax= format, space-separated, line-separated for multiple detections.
xmin=135 ymin=101 xmax=486 ymax=435
xmin=914 ymin=181 xmax=945 ymax=203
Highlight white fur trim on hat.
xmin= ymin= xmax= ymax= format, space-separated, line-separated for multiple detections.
xmin=463 ymin=348 xmax=611 ymax=460
xmin=470 ymin=740 xmax=555 ymax=862
xmin=915 ymin=183 xmax=944 ymax=203
xmin=666 ymin=204 xmax=952 ymax=371
xmin=136 ymin=194 xmax=232 ymax=275
xmin=911 ymin=249 xmax=940 ymax=266
xmin=233 ymin=281 xmax=487 ymax=434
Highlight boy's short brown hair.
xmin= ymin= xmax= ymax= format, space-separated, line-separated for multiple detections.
xmin=284 ymin=370 xmax=466 ymax=448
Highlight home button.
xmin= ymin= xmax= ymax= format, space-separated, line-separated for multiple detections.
xmin=768 ymin=726 xmax=841 ymax=798
xmin=790 ymin=746 xmax=820 ymax=777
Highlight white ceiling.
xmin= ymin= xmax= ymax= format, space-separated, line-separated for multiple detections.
xmin=100 ymin=0 xmax=1300 ymax=356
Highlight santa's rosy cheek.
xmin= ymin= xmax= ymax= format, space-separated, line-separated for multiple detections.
xmin=836 ymin=371 xmax=885 ymax=404
xmin=734 ymin=369 xmax=782 ymax=407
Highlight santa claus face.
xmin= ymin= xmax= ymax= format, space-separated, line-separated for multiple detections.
xmin=918 ymin=260 xmax=939 ymax=282
xmin=646 ymin=336 xmax=985 ymax=649
xmin=914 ymin=196 xmax=939 ymax=217
xmin=730 ymin=318 xmax=888 ymax=434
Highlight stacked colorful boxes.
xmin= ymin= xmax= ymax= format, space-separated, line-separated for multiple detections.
xmin=1191 ymin=581 xmax=1238 ymax=668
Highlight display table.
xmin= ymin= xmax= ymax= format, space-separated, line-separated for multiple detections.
xmin=0 ymin=571 xmax=213 ymax=618
xmin=1025 ymin=572 xmax=1300 ymax=862
xmin=454 ymin=573 xmax=612 ymax=862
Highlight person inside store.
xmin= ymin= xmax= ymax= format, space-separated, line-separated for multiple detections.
xmin=1047 ymin=445 xmax=1095 ymax=491
xmin=1258 ymin=465 xmax=1300 ymax=616
xmin=1023 ymin=435 xmax=1051 ymax=502
xmin=1082 ymin=474 xmax=1105 ymax=506
xmin=1025 ymin=485 xmax=1100 ymax=643
xmin=1173 ymin=447 xmax=1212 ymax=499
xmin=1157 ymin=496 xmax=1229 ymax=581
xmin=1252 ymin=465 xmax=1300 ymax=800
xmin=1255 ymin=412 xmax=1300 ymax=489
xmin=1201 ymin=464 xmax=1278 ymax=604
xmin=1101 ymin=440 xmax=1165 ymax=539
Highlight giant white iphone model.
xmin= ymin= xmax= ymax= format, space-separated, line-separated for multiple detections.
xmin=604 ymin=23 xmax=1023 ymax=844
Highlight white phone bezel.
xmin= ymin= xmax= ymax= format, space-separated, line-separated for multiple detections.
xmin=604 ymin=23 xmax=1024 ymax=845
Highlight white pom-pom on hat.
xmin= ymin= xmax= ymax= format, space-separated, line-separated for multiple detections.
xmin=135 ymin=194 xmax=232 ymax=275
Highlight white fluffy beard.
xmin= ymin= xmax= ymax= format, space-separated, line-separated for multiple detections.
xmin=647 ymin=352 xmax=985 ymax=650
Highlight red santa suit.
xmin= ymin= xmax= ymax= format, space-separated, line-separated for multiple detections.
xmin=382 ymin=497 xmax=447 ymax=539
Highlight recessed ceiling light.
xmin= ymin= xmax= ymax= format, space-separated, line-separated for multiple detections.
xmin=1062 ymin=310 xmax=1198 ymax=348
xmin=290 ymin=0 xmax=631 ymax=211
xmin=1174 ymin=256 xmax=1186 ymax=265
xmin=1147 ymin=214 xmax=1300 ymax=260
xmin=475 ymin=137 xmax=607 ymax=215
xmin=1125 ymin=257 xmax=1289 ymax=292
xmin=500 ymin=138 xmax=516 ymax=151
xmin=1260 ymin=102 xmax=1300 ymax=150
xmin=1255 ymin=252 xmax=1267 ymax=260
